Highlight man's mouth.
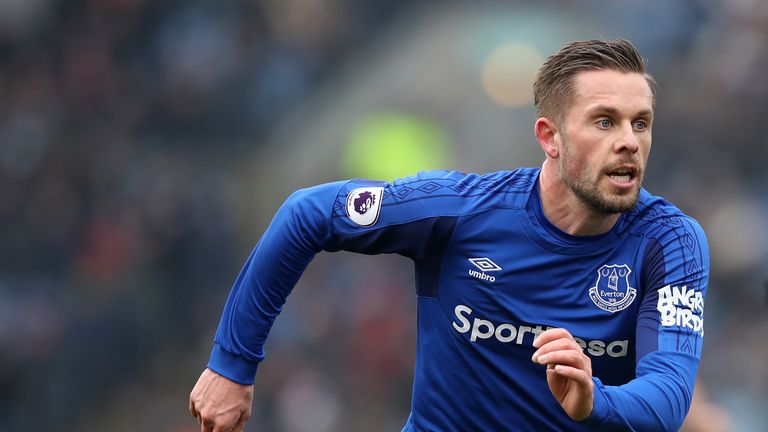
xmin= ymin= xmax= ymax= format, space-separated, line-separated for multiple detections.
xmin=606 ymin=166 xmax=638 ymax=186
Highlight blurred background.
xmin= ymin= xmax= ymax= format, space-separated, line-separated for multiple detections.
xmin=0 ymin=0 xmax=766 ymax=431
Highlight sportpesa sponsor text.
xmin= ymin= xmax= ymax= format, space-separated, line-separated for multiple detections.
xmin=452 ymin=304 xmax=630 ymax=358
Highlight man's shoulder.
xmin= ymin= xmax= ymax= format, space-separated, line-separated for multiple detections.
xmin=386 ymin=168 xmax=538 ymax=205
xmin=624 ymin=189 xmax=707 ymax=245
xmin=391 ymin=168 xmax=538 ymax=189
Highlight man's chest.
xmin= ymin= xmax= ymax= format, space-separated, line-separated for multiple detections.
xmin=434 ymin=219 xmax=646 ymax=356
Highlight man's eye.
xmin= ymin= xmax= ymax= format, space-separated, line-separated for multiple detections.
xmin=598 ymin=119 xmax=612 ymax=128
xmin=634 ymin=121 xmax=647 ymax=130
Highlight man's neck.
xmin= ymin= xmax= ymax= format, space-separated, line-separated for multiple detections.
xmin=538 ymin=161 xmax=620 ymax=236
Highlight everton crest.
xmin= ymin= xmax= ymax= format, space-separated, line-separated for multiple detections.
xmin=589 ymin=264 xmax=637 ymax=313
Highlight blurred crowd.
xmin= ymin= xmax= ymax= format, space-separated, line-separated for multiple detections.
xmin=0 ymin=1 xmax=766 ymax=431
xmin=0 ymin=0 xmax=411 ymax=430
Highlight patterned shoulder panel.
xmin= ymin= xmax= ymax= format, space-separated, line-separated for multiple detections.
xmin=331 ymin=168 xmax=539 ymax=224
xmin=629 ymin=190 xmax=709 ymax=359
xmin=626 ymin=189 xmax=708 ymax=282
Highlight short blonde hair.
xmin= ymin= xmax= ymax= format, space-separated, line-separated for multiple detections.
xmin=533 ymin=39 xmax=658 ymax=125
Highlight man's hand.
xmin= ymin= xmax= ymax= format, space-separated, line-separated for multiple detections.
xmin=532 ymin=328 xmax=594 ymax=421
xmin=189 ymin=368 xmax=254 ymax=432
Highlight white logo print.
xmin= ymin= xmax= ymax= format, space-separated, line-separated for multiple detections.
xmin=657 ymin=285 xmax=704 ymax=336
xmin=468 ymin=257 xmax=502 ymax=282
xmin=589 ymin=264 xmax=637 ymax=313
xmin=345 ymin=187 xmax=384 ymax=227
xmin=452 ymin=304 xmax=629 ymax=358
xmin=468 ymin=257 xmax=502 ymax=272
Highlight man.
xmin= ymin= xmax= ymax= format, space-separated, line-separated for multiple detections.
xmin=190 ymin=39 xmax=708 ymax=431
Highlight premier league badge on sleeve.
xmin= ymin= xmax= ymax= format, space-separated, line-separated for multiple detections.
xmin=589 ymin=264 xmax=637 ymax=313
xmin=346 ymin=187 xmax=384 ymax=227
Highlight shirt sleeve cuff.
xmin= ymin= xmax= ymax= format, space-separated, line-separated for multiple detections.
xmin=207 ymin=343 xmax=260 ymax=385
xmin=584 ymin=377 xmax=611 ymax=426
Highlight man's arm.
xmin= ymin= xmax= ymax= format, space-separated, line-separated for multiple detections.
xmin=533 ymin=216 xmax=709 ymax=431
xmin=190 ymin=171 xmax=469 ymax=431
xmin=207 ymin=173 xmax=466 ymax=384
xmin=189 ymin=179 xmax=344 ymax=431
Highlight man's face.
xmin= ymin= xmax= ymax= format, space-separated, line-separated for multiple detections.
xmin=557 ymin=69 xmax=654 ymax=214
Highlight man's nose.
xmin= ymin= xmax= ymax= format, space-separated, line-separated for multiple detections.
xmin=614 ymin=122 xmax=639 ymax=153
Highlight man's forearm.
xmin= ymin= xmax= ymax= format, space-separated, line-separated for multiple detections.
xmin=587 ymin=351 xmax=698 ymax=431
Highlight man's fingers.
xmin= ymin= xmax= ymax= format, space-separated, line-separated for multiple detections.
xmin=212 ymin=421 xmax=243 ymax=432
xmin=548 ymin=364 xmax=591 ymax=387
xmin=201 ymin=418 xmax=215 ymax=432
xmin=190 ymin=395 xmax=198 ymax=418
xmin=196 ymin=412 xmax=245 ymax=432
xmin=532 ymin=337 xmax=582 ymax=362
xmin=535 ymin=350 xmax=586 ymax=369
xmin=232 ymin=413 xmax=248 ymax=432
xmin=188 ymin=369 xmax=253 ymax=432
xmin=532 ymin=328 xmax=575 ymax=348
xmin=582 ymin=351 xmax=593 ymax=375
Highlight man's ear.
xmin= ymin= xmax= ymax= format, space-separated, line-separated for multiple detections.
xmin=534 ymin=117 xmax=560 ymax=159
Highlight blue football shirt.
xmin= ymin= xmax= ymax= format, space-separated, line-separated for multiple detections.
xmin=208 ymin=168 xmax=709 ymax=431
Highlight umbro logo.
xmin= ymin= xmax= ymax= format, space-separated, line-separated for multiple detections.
xmin=468 ymin=257 xmax=502 ymax=272
xmin=468 ymin=257 xmax=502 ymax=282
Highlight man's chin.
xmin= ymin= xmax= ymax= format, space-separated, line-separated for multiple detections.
xmin=579 ymin=187 xmax=640 ymax=214
xmin=568 ymin=178 xmax=641 ymax=214
xmin=598 ymin=191 xmax=640 ymax=214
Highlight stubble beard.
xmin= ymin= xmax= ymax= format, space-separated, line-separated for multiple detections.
xmin=560 ymin=140 xmax=642 ymax=215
